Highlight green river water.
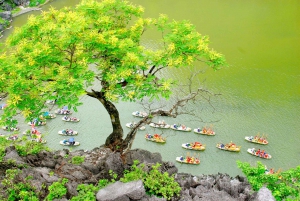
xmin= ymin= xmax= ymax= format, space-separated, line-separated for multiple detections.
xmin=0 ymin=0 xmax=299 ymax=176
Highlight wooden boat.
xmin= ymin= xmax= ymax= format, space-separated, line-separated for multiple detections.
xmin=62 ymin=116 xmax=80 ymax=122
xmin=247 ymin=148 xmax=272 ymax=159
xmin=132 ymin=111 xmax=147 ymax=118
xmin=45 ymin=100 xmax=56 ymax=105
xmin=182 ymin=142 xmax=206 ymax=151
xmin=23 ymin=129 xmax=41 ymax=136
xmin=245 ymin=136 xmax=268 ymax=145
xmin=55 ymin=109 xmax=72 ymax=115
xmin=194 ymin=128 xmax=215 ymax=135
xmin=175 ymin=156 xmax=200 ymax=165
xmin=6 ymin=135 xmax=19 ymax=141
xmin=40 ymin=112 xmax=56 ymax=119
xmin=58 ymin=130 xmax=78 ymax=136
xmin=28 ymin=121 xmax=46 ymax=126
xmin=126 ymin=122 xmax=146 ymax=130
xmin=170 ymin=124 xmax=192 ymax=132
xmin=145 ymin=134 xmax=166 ymax=143
xmin=149 ymin=122 xmax=170 ymax=129
xmin=216 ymin=142 xmax=241 ymax=152
xmin=31 ymin=138 xmax=47 ymax=144
xmin=60 ymin=138 xmax=80 ymax=146
xmin=2 ymin=126 xmax=19 ymax=131
xmin=0 ymin=103 xmax=7 ymax=110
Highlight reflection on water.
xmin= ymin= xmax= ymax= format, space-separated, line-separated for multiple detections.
xmin=0 ymin=0 xmax=299 ymax=176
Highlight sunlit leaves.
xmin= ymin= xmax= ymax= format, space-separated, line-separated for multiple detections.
xmin=0 ymin=0 xmax=226 ymax=126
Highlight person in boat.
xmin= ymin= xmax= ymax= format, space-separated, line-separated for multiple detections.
xmin=256 ymin=149 xmax=261 ymax=155
xmin=181 ymin=124 xmax=186 ymax=130
xmin=68 ymin=138 xmax=75 ymax=145
xmin=202 ymin=127 xmax=207 ymax=133
xmin=180 ymin=156 xmax=184 ymax=161
xmin=173 ymin=124 xmax=177 ymax=129
xmin=220 ymin=143 xmax=225 ymax=148
xmin=197 ymin=128 xmax=201 ymax=132
xmin=63 ymin=139 xmax=67 ymax=144
xmin=63 ymin=116 xmax=68 ymax=120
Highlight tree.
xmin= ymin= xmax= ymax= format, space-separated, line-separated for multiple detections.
xmin=0 ymin=0 xmax=226 ymax=152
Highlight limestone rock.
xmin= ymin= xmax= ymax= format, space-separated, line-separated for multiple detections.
xmin=96 ymin=180 xmax=145 ymax=201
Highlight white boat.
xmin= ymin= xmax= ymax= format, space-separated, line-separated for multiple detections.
xmin=149 ymin=122 xmax=170 ymax=129
xmin=175 ymin=156 xmax=200 ymax=165
xmin=55 ymin=109 xmax=72 ymax=115
xmin=6 ymin=135 xmax=19 ymax=141
xmin=2 ymin=126 xmax=19 ymax=131
xmin=245 ymin=136 xmax=268 ymax=145
xmin=194 ymin=128 xmax=215 ymax=136
xmin=170 ymin=124 xmax=191 ymax=132
xmin=46 ymin=100 xmax=56 ymax=104
xmin=247 ymin=148 xmax=272 ymax=159
xmin=40 ymin=112 xmax=56 ymax=119
xmin=182 ymin=142 xmax=206 ymax=151
xmin=126 ymin=122 xmax=146 ymax=130
xmin=132 ymin=111 xmax=147 ymax=118
xmin=58 ymin=130 xmax=78 ymax=136
xmin=62 ymin=117 xmax=80 ymax=122
xmin=60 ymin=139 xmax=80 ymax=146
xmin=28 ymin=121 xmax=46 ymax=126
xmin=31 ymin=138 xmax=47 ymax=144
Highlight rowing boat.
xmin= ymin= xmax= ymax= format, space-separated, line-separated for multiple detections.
xmin=245 ymin=136 xmax=268 ymax=145
xmin=149 ymin=122 xmax=170 ymax=129
xmin=132 ymin=111 xmax=147 ymax=118
xmin=145 ymin=134 xmax=166 ymax=143
xmin=170 ymin=124 xmax=191 ymax=132
xmin=175 ymin=156 xmax=200 ymax=165
xmin=194 ymin=128 xmax=215 ymax=135
xmin=216 ymin=142 xmax=241 ymax=152
xmin=247 ymin=148 xmax=272 ymax=159
xmin=126 ymin=122 xmax=146 ymax=130
xmin=181 ymin=142 xmax=206 ymax=151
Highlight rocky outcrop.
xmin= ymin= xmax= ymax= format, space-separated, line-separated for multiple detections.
xmin=0 ymin=0 xmax=36 ymax=33
xmin=0 ymin=146 xmax=275 ymax=200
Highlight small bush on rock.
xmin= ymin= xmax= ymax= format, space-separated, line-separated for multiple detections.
xmin=121 ymin=160 xmax=181 ymax=200
xmin=1 ymin=169 xmax=39 ymax=200
xmin=237 ymin=161 xmax=300 ymax=201
xmin=71 ymin=155 xmax=85 ymax=165
xmin=45 ymin=178 xmax=68 ymax=201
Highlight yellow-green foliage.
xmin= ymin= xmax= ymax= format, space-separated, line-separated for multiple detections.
xmin=237 ymin=161 xmax=300 ymax=201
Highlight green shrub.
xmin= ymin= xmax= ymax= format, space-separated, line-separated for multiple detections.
xmin=121 ymin=160 xmax=181 ymax=200
xmin=29 ymin=0 xmax=46 ymax=7
xmin=71 ymin=155 xmax=85 ymax=165
xmin=237 ymin=161 xmax=300 ymax=201
xmin=45 ymin=178 xmax=68 ymax=201
xmin=1 ymin=169 xmax=39 ymax=201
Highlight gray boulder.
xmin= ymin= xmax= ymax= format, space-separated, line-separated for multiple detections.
xmin=4 ymin=146 xmax=25 ymax=165
xmin=96 ymin=180 xmax=145 ymax=201
xmin=253 ymin=187 xmax=276 ymax=201
xmin=125 ymin=149 xmax=163 ymax=166
xmin=0 ymin=11 xmax=12 ymax=21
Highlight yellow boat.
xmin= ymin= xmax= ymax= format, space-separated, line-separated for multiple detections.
xmin=216 ymin=142 xmax=241 ymax=152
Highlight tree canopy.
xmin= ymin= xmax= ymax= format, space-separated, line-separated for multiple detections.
xmin=0 ymin=0 xmax=226 ymax=150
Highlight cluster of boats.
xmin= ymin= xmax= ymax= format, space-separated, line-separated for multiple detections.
xmin=131 ymin=111 xmax=272 ymax=165
xmin=1 ymin=106 xmax=81 ymax=146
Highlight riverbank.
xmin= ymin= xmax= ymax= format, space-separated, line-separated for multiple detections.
xmin=0 ymin=145 xmax=274 ymax=200
xmin=0 ymin=0 xmax=52 ymax=35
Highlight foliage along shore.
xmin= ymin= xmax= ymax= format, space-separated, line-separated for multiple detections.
xmin=0 ymin=140 xmax=272 ymax=201
xmin=0 ymin=0 xmax=49 ymax=35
